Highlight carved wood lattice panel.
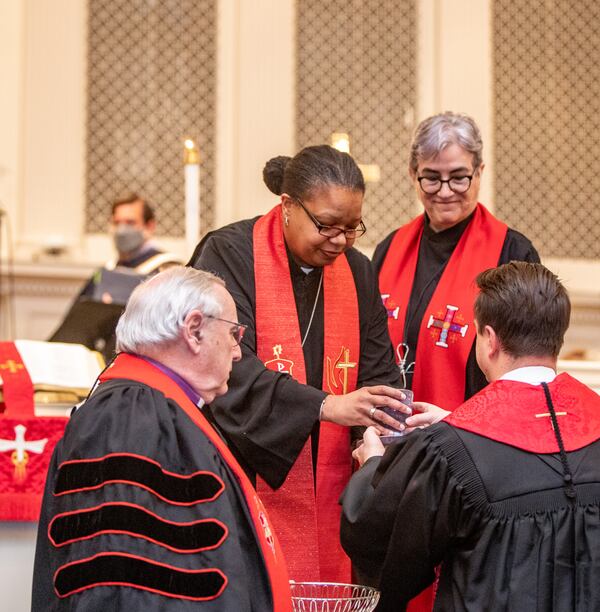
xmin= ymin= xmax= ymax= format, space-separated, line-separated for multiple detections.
xmin=86 ymin=0 xmax=216 ymax=238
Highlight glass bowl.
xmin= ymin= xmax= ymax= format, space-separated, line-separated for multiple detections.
xmin=289 ymin=581 xmax=380 ymax=612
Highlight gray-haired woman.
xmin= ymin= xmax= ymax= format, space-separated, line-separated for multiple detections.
xmin=374 ymin=113 xmax=540 ymax=608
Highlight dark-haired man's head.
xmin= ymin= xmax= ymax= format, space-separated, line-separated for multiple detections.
xmin=110 ymin=194 xmax=156 ymax=259
xmin=473 ymin=262 xmax=570 ymax=380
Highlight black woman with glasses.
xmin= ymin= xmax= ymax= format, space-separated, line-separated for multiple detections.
xmin=189 ymin=144 xmax=407 ymax=585
xmin=374 ymin=111 xmax=540 ymax=612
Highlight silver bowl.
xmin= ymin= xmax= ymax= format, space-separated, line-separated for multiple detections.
xmin=290 ymin=581 xmax=380 ymax=612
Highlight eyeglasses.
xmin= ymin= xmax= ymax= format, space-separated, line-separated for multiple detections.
xmin=295 ymin=198 xmax=367 ymax=239
xmin=206 ymin=315 xmax=247 ymax=345
xmin=417 ymin=175 xmax=474 ymax=195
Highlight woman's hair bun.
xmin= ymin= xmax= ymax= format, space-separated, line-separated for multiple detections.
xmin=262 ymin=155 xmax=291 ymax=195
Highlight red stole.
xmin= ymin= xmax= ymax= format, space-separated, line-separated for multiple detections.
xmin=100 ymin=353 xmax=292 ymax=612
xmin=445 ymin=373 xmax=600 ymax=451
xmin=379 ymin=204 xmax=507 ymax=410
xmin=0 ymin=342 xmax=68 ymax=520
xmin=253 ymin=204 xmax=359 ymax=582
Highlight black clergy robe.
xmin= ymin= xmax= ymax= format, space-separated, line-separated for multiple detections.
xmin=188 ymin=217 xmax=401 ymax=489
xmin=373 ymin=212 xmax=539 ymax=400
xmin=32 ymin=376 xmax=278 ymax=611
xmin=340 ymin=375 xmax=600 ymax=611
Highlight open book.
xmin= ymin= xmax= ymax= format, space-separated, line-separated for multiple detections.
xmin=0 ymin=340 xmax=104 ymax=405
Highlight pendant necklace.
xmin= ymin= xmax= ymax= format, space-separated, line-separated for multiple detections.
xmin=301 ymin=270 xmax=324 ymax=348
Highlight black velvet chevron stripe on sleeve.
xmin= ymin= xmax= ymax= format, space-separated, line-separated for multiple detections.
xmin=49 ymin=502 xmax=228 ymax=552
xmin=54 ymin=552 xmax=227 ymax=601
xmin=54 ymin=453 xmax=224 ymax=504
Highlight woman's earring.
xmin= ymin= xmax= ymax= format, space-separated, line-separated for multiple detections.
xmin=284 ymin=215 xmax=289 ymax=227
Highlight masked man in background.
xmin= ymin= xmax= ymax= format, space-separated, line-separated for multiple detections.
xmin=49 ymin=194 xmax=181 ymax=360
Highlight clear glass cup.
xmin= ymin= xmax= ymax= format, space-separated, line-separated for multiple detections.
xmin=379 ymin=389 xmax=413 ymax=445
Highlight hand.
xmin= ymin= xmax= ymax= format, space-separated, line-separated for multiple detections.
xmin=403 ymin=401 xmax=450 ymax=432
xmin=352 ymin=426 xmax=385 ymax=466
xmin=320 ymin=385 xmax=411 ymax=434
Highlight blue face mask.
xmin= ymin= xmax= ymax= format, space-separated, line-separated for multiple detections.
xmin=113 ymin=225 xmax=145 ymax=255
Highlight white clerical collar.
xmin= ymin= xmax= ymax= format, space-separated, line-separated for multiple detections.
xmin=300 ymin=266 xmax=314 ymax=275
xmin=499 ymin=366 xmax=557 ymax=385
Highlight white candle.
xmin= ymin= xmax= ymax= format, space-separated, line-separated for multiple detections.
xmin=184 ymin=139 xmax=201 ymax=256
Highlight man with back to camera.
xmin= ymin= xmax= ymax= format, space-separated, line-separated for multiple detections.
xmin=33 ymin=266 xmax=292 ymax=611
xmin=341 ymin=261 xmax=600 ymax=611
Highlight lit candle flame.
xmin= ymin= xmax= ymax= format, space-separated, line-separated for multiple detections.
xmin=331 ymin=132 xmax=351 ymax=154
xmin=183 ymin=138 xmax=200 ymax=165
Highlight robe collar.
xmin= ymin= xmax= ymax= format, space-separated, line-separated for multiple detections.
xmin=139 ymin=355 xmax=202 ymax=407
xmin=422 ymin=209 xmax=474 ymax=244
xmin=499 ymin=366 xmax=557 ymax=385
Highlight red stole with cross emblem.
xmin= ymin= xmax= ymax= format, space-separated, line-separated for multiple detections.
xmin=445 ymin=373 xmax=600 ymax=452
xmin=253 ymin=204 xmax=359 ymax=583
xmin=0 ymin=342 xmax=68 ymax=520
xmin=379 ymin=204 xmax=507 ymax=410
xmin=100 ymin=354 xmax=292 ymax=611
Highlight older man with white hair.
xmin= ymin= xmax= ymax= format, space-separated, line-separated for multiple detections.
xmin=32 ymin=266 xmax=292 ymax=612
